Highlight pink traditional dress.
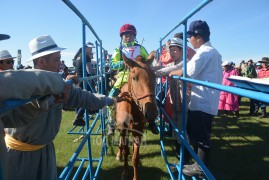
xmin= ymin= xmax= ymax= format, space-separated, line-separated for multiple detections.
xmin=218 ymin=68 xmax=239 ymax=111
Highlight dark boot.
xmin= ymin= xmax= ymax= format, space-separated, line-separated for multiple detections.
xmin=72 ymin=117 xmax=85 ymax=126
xmin=259 ymin=108 xmax=267 ymax=118
xmin=148 ymin=122 xmax=159 ymax=134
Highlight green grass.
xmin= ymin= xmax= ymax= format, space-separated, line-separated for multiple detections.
xmin=54 ymin=98 xmax=269 ymax=179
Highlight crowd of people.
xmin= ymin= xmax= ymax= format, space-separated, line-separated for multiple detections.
xmin=218 ymin=58 xmax=269 ymax=118
xmin=0 ymin=18 xmax=268 ymax=180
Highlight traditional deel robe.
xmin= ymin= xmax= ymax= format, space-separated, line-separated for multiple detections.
xmin=4 ymin=79 xmax=115 ymax=180
xmin=218 ymin=69 xmax=239 ymax=111
xmin=0 ymin=70 xmax=64 ymax=180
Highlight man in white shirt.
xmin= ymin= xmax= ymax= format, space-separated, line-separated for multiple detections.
xmin=170 ymin=20 xmax=222 ymax=178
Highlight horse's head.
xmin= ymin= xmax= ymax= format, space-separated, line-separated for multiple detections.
xmin=122 ymin=51 xmax=158 ymax=121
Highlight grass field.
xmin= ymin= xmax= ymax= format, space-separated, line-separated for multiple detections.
xmin=54 ymin=98 xmax=269 ymax=180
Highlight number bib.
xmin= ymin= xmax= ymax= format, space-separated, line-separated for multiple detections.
xmin=121 ymin=46 xmax=141 ymax=60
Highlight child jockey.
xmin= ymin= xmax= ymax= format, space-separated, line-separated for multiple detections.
xmin=107 ymin=23 xmax=159 ymax=135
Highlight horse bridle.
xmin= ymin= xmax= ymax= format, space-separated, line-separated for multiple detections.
xmin=128 ymin=67 xmax=155 ymax=111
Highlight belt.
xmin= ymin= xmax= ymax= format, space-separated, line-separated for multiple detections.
xmin=5 ymin=134 xmax=46 ymax=151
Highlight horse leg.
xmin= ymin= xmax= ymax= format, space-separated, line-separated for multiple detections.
xmin=132 ymin=136 xmax=142 ymax=180
xmin=120 ymin=130 xmax=130 ymax=180
xmin=116 ymin=135 xmax=123 ymax=161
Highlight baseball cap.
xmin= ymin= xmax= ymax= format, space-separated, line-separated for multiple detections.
xmin=187 ymin=20 xmax=210 ymax=38
xmin=86 ymin=42 xmax=95 ymax=48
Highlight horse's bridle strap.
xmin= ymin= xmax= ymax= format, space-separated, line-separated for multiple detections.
xmin=136 ymin=93 xmax=154 ymax=100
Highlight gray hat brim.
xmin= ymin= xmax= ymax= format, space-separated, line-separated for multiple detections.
xmin=26 ymin=47 xmax=66 ymax=63
xmin=0 ymin=34 xmax=10 ymax=41
xmin=0 ymin=57 xmax=17 ymax=61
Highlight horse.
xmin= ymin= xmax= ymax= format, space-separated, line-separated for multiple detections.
xmin=115 ymin=51 xmax=158 ymax=180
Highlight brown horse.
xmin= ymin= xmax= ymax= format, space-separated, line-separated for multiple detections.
xmin=115 ymin=51 xmax=158 ymax=180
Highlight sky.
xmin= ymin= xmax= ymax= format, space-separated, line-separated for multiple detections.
xmin=1 ymin=0 xmax=269 ymax=67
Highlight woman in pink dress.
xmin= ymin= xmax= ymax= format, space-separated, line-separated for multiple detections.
xmin=218 ymin=61 xmax=239 ymax=117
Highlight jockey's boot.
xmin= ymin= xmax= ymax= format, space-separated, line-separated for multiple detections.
xmin=73 ymin=117 xmax=85 ymax=126
xmin=148 ymin=122 xmax=159 ymax=134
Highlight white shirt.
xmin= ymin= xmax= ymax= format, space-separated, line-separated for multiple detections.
xmin=187 ymin=41 xmax=222 ymax=115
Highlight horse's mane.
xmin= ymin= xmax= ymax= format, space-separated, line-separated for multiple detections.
xmin=133 ymin=55 xmax=155 ymax=75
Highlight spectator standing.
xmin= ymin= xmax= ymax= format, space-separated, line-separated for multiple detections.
xmin=234 ymin=64 xmax=243 ymax=104
xmin=256 ymin=57 xmax=269 ymax=118
xmin=218 ymin=61 xmax=239 ymax=117
xmin=234 ymin=65 xmax=242 ymax=76
xmin=72 ymin=42 xmax=96 ymax=126
xmin=4 ymin=35 xmax=127 ymax=180
xmin=244 ymin=59 xmax=258 ymax=116
xmin=153 ymin=38 xmax=191 ymax=161
xmin=158 ymin=33 xmax=196 ymax=136
xmin=255 ymin=62 xmax=262 ymax=74
xmin=240 ymin=60 xmax=246 ymax=75
xmin=0 ymin=50 xmax=15 ymax=71
xmin=170 ymin=20 xmax=222 ymax=178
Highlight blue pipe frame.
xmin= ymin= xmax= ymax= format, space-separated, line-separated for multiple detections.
xmin=1 ymin=0 xmax=269 ymax=179
xmin=59 ymin=0 xmax=108 ymax=179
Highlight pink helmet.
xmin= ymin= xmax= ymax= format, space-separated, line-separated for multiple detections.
xmin=119 ymin=24 xmax=137 ymax=37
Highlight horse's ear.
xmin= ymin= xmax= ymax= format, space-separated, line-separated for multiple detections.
xmin=147 ymin=51 xmax=156 ymax=65
xmin=122 ymin=53 xmax=137 ymax=68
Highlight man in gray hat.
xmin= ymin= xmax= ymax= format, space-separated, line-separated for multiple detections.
xmin=0 ymin=33 xmax=73 ymax=180
xmin=0 ymin=50 xmax=15 ymax=71
xmin=4 ymin=35 xmax=127 ymax=180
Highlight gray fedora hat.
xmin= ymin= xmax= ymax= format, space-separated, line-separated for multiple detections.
xmin=0 ymin=50 xmax=16 ymax=61
xmin=0 ymin=34 xmax=10 ymax=41
xmin=28 ymin=35 xmax=66 ymax=61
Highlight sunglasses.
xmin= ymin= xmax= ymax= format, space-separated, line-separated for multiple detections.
xmin=0 ymin=60 xmax=14 ymax=64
